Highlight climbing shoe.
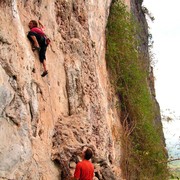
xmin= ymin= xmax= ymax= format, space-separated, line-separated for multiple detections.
xmin=32 ymin=68 xmax=36 ymax=73
xmin=41 ymin=70 xmax=48 ymax=77
xmin=32 ymin=46 xmax=41 ymax=52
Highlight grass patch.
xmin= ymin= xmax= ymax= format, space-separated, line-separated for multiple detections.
xmin=106 ymin=1 xmax=168 ymax=179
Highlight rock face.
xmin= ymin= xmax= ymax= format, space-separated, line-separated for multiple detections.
xmin=0 ymin=0 xmax=127 ymax=179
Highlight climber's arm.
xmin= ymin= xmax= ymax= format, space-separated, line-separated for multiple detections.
xmin=38 ymin=20 xmax=44 ymax=29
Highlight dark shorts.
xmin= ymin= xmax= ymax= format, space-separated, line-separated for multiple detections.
xmin=27 ymin=32 xmax=47 ymax=63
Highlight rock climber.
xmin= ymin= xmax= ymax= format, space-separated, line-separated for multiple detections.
xmin=27 ymin=20 xmax=48 ymax=77
xmin=71 ymin=148 xmax=94 ymax=180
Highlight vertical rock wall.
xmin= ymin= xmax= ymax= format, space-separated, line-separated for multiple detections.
xmin=0 ymin=0 xmax=129 ymax=179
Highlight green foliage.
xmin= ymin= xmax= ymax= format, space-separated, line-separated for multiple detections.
xmin=106 ymin=1 xmax=168 ymax=179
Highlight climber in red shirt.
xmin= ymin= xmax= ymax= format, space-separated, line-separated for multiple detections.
xmin=27 ymin=20 xmax=48 ymax=77
xmin=72 ymin=148 xmax=94 ymax=180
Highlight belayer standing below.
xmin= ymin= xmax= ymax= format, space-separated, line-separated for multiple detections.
xmin=71 ymin=148 xmax=94 ymax=180
xmin=27 ymin=20 xmax=48 ymax=77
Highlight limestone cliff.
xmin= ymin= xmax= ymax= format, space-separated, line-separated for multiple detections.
xmin=0 ymin=0 xmax=165 ymax=180
xmin=0 ymin=0 xmax=123 ymax=179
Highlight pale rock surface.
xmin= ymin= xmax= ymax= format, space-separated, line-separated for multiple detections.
xmin=0 ymin=0 xmax=131 ymax=179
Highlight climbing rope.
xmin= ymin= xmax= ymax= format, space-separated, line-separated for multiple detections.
xmin=58 ymin=148 xmax=71 ymax=180
xmin=41 ymin=74 xmax=55 ymax=124
xmin=42 ymin=77 xmax=72 ymax=178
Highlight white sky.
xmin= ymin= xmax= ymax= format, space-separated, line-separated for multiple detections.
xmin=143 ymin=0 xmax=180 ymax=117
xmin=143 ymin=0 xmax=180 ymax=159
